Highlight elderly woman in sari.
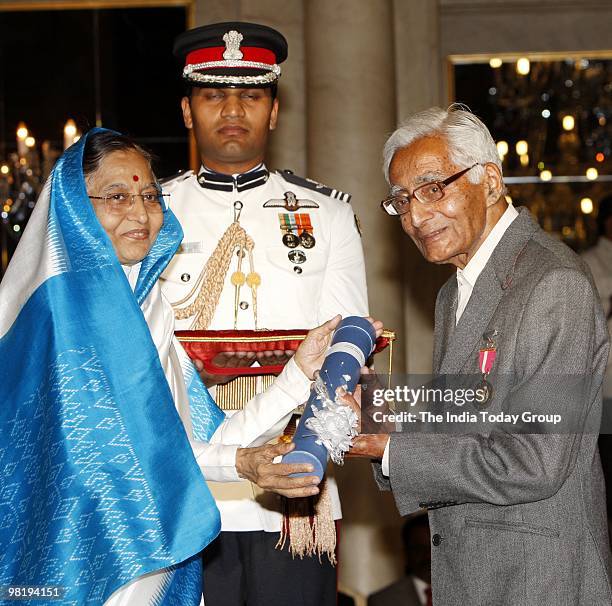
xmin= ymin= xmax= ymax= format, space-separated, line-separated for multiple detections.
xmin=0 ymin=129 xmax=380 ymax=605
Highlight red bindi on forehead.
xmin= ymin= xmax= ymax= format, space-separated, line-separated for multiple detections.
xmin=132 ymin=175 xmax=139 ymax=182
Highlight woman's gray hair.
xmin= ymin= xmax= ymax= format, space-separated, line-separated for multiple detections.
xmin=382 ymin=105 xmax=502 ymax=185
xmin=82 ymin=130 xmax=154 ymax=180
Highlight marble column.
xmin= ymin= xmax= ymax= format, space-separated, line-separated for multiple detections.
xmin=305 ymin=0 xmax=406 ymax=598
xmin=305 ymin=0 xmax=403 ymax=368
xmin=392 ymin=0 xmax=449 ymax=375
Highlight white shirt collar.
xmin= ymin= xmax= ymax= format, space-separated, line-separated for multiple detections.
xmin=455 ymin=204 xmax=518 ymax=324
xmin=458 ymin=204 xmax=519 ymax=288
xmin=412 ymin=576 xmax=431 ymax=606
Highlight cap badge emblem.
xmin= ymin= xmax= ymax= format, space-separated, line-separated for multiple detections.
xmin=223 ymin=30 xmax=244 ymax=60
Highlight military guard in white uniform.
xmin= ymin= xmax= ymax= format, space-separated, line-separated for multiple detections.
xmin=161 ymin=22 xmax=368 ymax=606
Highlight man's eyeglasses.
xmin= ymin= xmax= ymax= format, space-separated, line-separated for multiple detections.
xmin=380 ymin=163 xmax=481 ymax=216
xmin=89 ymin=191 xmax=170 ymax=215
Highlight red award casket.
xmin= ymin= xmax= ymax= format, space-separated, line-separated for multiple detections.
xmin=175 ymin=328 xmax=396 ymax=376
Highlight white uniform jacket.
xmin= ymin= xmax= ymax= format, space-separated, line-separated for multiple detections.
xmin=160 ymin=167 xmax=369 ymax=532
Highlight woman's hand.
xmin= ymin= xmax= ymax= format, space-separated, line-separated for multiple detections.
xmin=293 ymin=316 xmax=384 ymax=380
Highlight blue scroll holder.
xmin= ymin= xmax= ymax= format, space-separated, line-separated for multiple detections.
xmin=282 ymin=316 xmax=376 ymax=481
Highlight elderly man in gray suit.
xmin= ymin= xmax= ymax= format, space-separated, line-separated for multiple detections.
xmin=352 ymin=106 xmax=612 ymax=605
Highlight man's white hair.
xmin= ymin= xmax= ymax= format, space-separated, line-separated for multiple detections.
xmin=382 ymin=105 xmax=502 ymax=186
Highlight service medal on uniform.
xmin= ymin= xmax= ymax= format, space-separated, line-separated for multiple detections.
xmin=278 ymin=213 xmax=316 ymax=250
xmin=300 ymin=231 xmax=315 ymax=249
xmin=282 ymin=231 xmax=300 ymax=248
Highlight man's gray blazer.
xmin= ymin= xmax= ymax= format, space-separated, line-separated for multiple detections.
xmin=374 ymin=208 xmax=612 ymax=605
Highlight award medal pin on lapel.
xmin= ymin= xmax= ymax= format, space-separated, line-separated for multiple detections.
xmin=477 ymin=329 xmax=498 ymax=407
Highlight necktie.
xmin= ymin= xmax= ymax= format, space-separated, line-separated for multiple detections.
xmin=425 ymin=585 xmax=433 ymax=606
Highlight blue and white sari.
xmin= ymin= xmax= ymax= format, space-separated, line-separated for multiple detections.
xmin=0 ymin=130 xmax=225 ymax=605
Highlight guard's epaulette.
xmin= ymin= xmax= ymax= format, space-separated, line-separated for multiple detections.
xmin=159 ymin=169 xmax=193 ymax=188
xmin=276 ymin=169 xmax=351 ymax=203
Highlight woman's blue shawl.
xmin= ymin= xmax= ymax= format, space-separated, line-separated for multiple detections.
xmin=0 ymin=129 xmax=225 ymax=604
